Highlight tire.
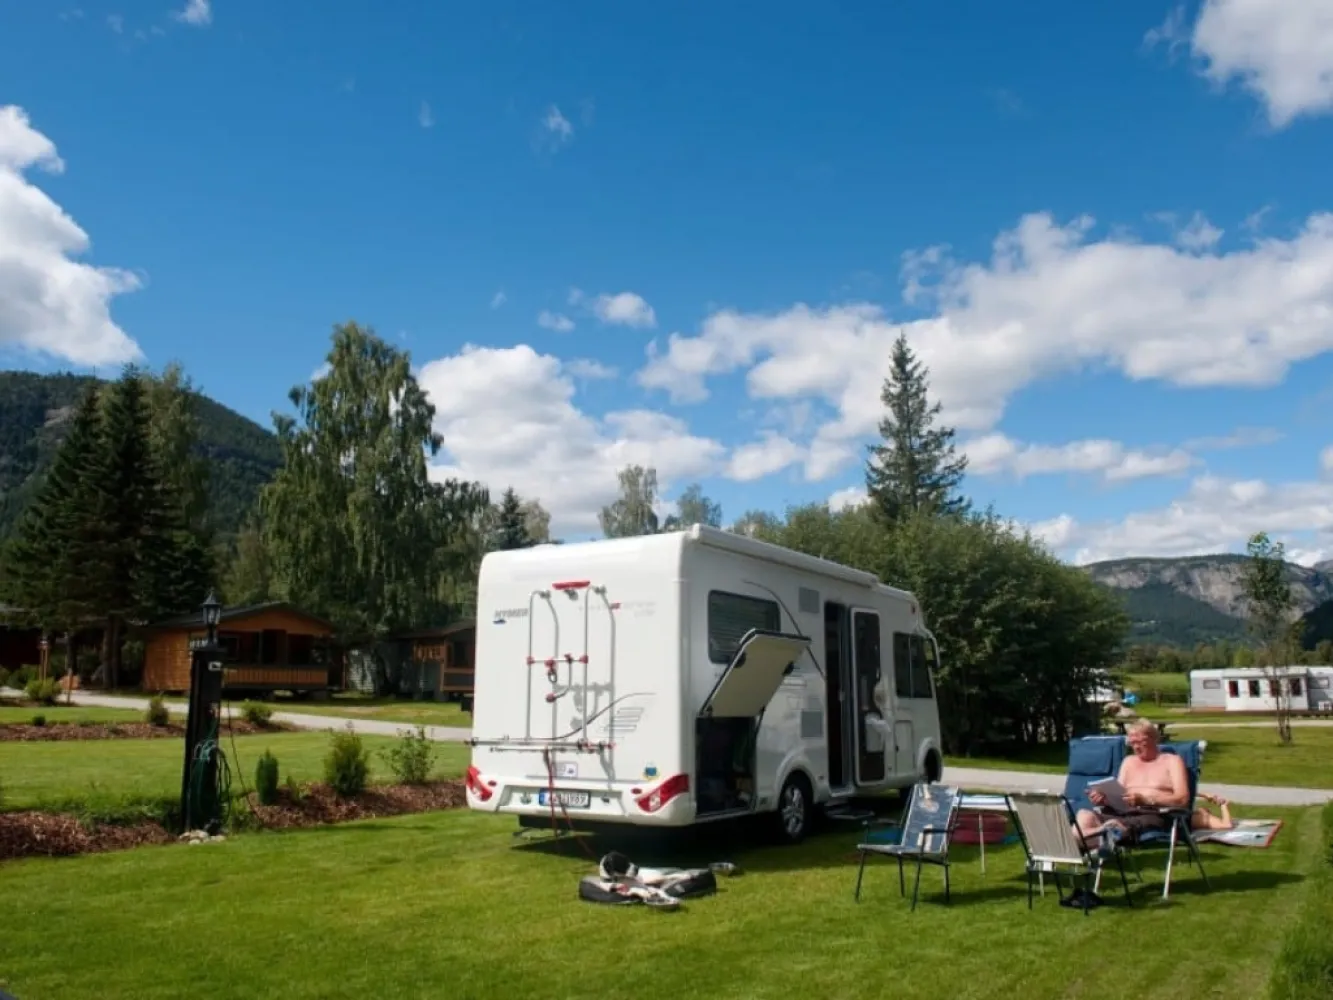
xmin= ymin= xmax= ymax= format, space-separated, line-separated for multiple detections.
xmin=923 ymin=750 xmax=942 ymax=784
xmin=774 ymin=772 xmax=813 ymax=845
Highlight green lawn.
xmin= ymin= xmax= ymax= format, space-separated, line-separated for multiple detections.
xmin=0 ymin=731 xmax=471 ymax=811
xmin=0 ymin=801 xmax=1322 ymax=1000
xmin=947 ymin=724 xmax=1333 ymax=788
xmin=262 ymin=694 xmax=472 ymax=728
xmin=0 ymin=704 xmax=150 ymax=725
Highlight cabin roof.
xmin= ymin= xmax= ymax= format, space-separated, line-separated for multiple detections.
xmin=1189 ymin=665 xmax=1332 ymax=678
xmin=143 ymin=601 xmax=336 ymax=634
xmin=391 ymin=619 xmax=476 ymax=641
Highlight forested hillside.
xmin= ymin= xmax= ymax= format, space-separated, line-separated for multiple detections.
xmin=0 ymin=370 xmax=280 ymax=540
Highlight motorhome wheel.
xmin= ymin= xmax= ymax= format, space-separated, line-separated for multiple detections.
xmin=775 ymin=773 xmax=811 ymax=844
xmin=923 ymin=750 xmax=942 ymax=784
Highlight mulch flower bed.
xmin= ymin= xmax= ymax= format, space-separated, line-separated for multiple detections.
xmin=0 ymin=780 xmax=467 ymax=862
xmin=0 ymin=812 xmax=176 ymax=861
xmin=244 ymin=780 xmax=467 ymax=829
xmin=0 ymin=719 xmax=294 ymax=742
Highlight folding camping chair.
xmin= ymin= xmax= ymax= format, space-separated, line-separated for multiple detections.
xmin=1008 ymin=790 xmax=1134 ymax=916
xmin=853 ymin=782 xmax=960 ymax=910
xmin=1063 ymin=735 xmax=1211 ymax=900
xmin=1116 ymin=739 xmax=1212 ymax=900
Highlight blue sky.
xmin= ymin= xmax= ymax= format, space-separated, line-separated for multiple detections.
xmin=3 ymin=0 xmax=1333 ymax=561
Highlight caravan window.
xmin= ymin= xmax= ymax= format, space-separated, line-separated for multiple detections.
xmin=707 ymin=591 xmax=781 ymax=664
xmin=1201 ymin=679 xmax=1221 ymax=690
xmin=892 ymin=632 xmax=935 ymax=700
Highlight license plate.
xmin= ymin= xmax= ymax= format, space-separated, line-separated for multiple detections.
xmin=538 ymin=789 xmax=590 ymax=809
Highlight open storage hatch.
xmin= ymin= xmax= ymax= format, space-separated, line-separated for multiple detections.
xmin=699 ymin=629 xmax=811 ymax=718
xmin=696 ymin=629 xmax=811 ymax=817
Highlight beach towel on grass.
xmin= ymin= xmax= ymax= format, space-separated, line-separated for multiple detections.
xmin=1193 ymin=819 xmax=1283 ymax=848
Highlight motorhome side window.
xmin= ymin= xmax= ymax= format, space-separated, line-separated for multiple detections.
xmin=708 ymin=591 xmax=781 ymax=664
xmin=892 ymin=631 xmax=935 ymax=700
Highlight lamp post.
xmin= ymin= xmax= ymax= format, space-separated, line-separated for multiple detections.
xmin=180 ymin=590 xmax=226 ymax=834
xmin=38 ymin=633 xmax=49 ymax=683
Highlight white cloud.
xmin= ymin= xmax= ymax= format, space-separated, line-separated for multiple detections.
xmin=0 ymin=105 xmax=142 ymax=367
xmin=726 ymin=433 xmax=804 ymax=482
xmin=539 ymin=105 xmax=574 ymax=151
xmin=591 ymin=291 xmax=656 ymax=329
xmin=828 ymin=486 xmax=869 ymax=512
xmin=537 ymin=310 xmax=575 ymax=333
xmin=418 ymin=101 xmax=434 ymax=129
xmin=173 ymin=0 xmax=211 ymax=27
xmin=1174 ymin=210 xmax=1224 ymax=252
xmin=489 ymin=290 xmax=506 ymax=309
xmin=1148 ymin=1 xmax=1333 ymax=128
xmin=1031 ymin=470 xmax=1333 ymax=565
xmin=1185 ymin=426 xmax=1283 ymax=450
xmin=565 ymin=358 xmax=617 ymax=380
xmin=1322 ymin=443 xmax=1333 ymax=473
xmin=417 ymin=344 xmax=727 ymax=535
xmin=107 ymin=13 xmax=123 ymax=33
xmin=964 ymin=433 xmax=1195 ymax=483
xmin=638 ymin=210 xmax=1333 ymax=481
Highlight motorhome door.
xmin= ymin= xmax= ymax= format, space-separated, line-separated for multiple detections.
xmin=850 ymin=609 xmax=888 ymax=784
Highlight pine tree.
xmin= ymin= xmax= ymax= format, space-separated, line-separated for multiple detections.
xmin=864 ymin=333 xmax=970 ymax=524
xmin=93 ymin=366 xmax=158 ymax=688
xmin=491 ymin=487 xmax=532 ymax=550
xmin=0 ymin=387 xmax=108 ymax=631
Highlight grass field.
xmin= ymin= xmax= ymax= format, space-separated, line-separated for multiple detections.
xmin=946 ymin=724 xmax=1333 ymax=788
xmin=0 ymin=704 xmax=148 ymax=725
xmin=261 ymin=694 xmax=472 ymax=728
xmin=0 ymin=731 xmax=471 ymax=811
xmin=0 ymin=800 xmax=1321 ymax=1000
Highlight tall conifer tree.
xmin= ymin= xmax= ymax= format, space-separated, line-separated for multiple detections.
xmin=864 ymin=333 xmax=970 ymax=524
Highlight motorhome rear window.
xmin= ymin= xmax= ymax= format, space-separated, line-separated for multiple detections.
xmin=708 ymin=591 xmax=780 ymax=664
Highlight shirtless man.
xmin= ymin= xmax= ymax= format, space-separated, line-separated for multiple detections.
xmin=1075 ymin=720 xmax=1189 ymax=847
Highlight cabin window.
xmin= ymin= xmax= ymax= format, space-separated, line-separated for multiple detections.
xmin=1248 ymin=680 xmax=1261 ymax=697
xmin=708 ymin=591 xmax=780 ymax=664
xmin=1314 ymin=677 xmax=1331 ymax=690
xmin=1289 ymin=678 xmax=1304 ymax=697
xmin=1201 ymin=679 xmax=1221 ymax=690
xmin=1227 ymin=680 xmax=1239 ymax=698
xmin=892 ymin=632 xmax=935 ymax=700
xmin=1269 ymin=680 xmax=1280 ymax=698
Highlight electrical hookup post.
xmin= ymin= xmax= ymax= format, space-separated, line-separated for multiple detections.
xmin=180 ymin=590 xmax=226 ymax=836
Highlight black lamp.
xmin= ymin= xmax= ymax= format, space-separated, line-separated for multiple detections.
xmin=202 ymin=590 xmax=221 ymax=647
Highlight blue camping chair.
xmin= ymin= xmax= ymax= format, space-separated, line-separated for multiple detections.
xmin=1124 ymin=740 xmax=1212 ymax=899
xmin=1064 ymin=735 xmax=1211 ymax=900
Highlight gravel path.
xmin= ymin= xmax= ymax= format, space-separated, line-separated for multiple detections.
xmin=14 ymin=690 xmax=1332 ymax=807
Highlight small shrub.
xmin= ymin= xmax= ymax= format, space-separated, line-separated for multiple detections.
xmin=0 ymin=665 xmax=10 ymax=689
xmin=381 ymin=725 xmax=436 ymax=785
xmin=284 ymin=774 xmax=305 ymax=803
xmin=144 ymin=693 xmax=171 ymax=727
xmin=241 ymin=701 xmax=273 ymax=727
xmin=9 ymin=665 xmax=36 ymax=689
xmin=77 ymin=717 xmax=95 ymax=727
xmin=25 ymin=677 xmax=59 ymax=706
xmin=324 ymin=725 xmax=370 ymax=799
xmin=255 ymin=750 xmax=280 ymax=805
xmin=30 ymin=714 xmax=47 ymax=727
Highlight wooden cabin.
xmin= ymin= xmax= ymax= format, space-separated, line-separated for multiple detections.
xmin=141 ymin=602 xmax=342 ymax=695
xmin=0 ymin=605 xmax=41 ymax=674
xmin=387 ymin=620 xmax=475 ymax=702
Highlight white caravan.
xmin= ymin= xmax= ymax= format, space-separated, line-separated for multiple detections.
xmin=464 ymin=524 xmax=944 ymax=843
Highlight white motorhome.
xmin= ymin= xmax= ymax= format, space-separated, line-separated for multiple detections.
xmin=465 ymin=524 xmax=944 ymax=843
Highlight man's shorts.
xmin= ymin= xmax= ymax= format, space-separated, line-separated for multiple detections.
xmin=1097 ymin=808 xmax=1168 ymax=842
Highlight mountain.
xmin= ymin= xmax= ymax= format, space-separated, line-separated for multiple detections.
xmin=0 ymin=370 xmax=281 ymax=541
xmin=1084 ymin=554 xmax=1333 ymax=648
